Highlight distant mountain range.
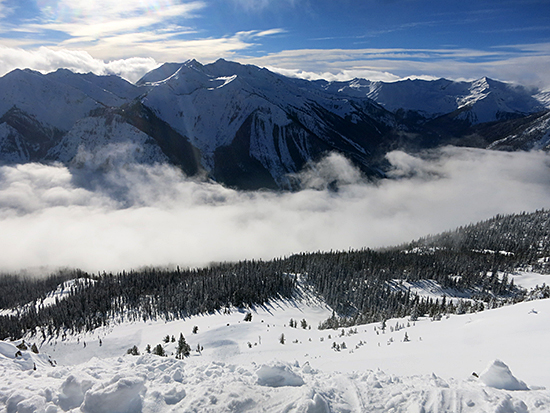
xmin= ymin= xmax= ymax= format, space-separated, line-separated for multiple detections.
xmin=1 ymin=59 xmax=549 ymax=189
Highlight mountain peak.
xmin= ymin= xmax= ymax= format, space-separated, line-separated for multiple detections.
xmin=135 ymin=62 xmax=183 ymax=85
xmin=184 ymin=59 xmax=203 ymax=69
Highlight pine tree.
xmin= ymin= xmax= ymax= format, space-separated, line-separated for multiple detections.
xmin=176 ymin=333 xmax=191 ymax=359
xmin=152 ymin=344 xmax=165 ymax=357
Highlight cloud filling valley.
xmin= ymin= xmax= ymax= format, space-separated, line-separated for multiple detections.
xmin=1 ymin=147 xmax=549 ymax=273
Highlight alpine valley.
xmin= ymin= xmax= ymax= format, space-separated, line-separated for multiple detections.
xmin=3 ymin=59 xmax=550 ymax=413
xmin=1 ymin=59 xmax=549 ymax=190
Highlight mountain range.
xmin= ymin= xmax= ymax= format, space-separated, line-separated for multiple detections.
xmin=1 ymin=59 xmax=549 ymax=189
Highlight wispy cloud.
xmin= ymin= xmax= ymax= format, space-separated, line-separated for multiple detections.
xmin=6 ymin=1 xmax=207 ymax=60
xmin=241 ymin=45 xmax=550 ymax=89
xmin=32 ymin=2 xmax=204 ymax=38
xmin=229 ymin=0 xmax=299 ymax=12
xmin=0 ymin=0 xmax=6 ymax=18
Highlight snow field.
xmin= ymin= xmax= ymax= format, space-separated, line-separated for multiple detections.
xmin=1 ymin=296 xmax=550 ymax=412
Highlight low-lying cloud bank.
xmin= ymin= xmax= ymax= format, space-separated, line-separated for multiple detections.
xmin=1 ymin=147 xmax=550 ymax=273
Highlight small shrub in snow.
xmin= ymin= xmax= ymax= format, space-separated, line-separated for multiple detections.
xmin=126 ymin=345 xmax=140 ymax=356
xmin=152 ymin=344 xmax=165 ymax=357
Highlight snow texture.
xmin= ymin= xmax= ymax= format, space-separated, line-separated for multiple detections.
xmin=1 ymin=295 xmax=550 ymax=412
xmin=256 ymin=363 xmax=305 ymax=387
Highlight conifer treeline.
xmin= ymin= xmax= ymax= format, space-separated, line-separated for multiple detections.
xmin=0 ymin=262 xmax=295 ymax=340
xmin=1 ymin=210 xmax=550 ymax=339
xmin=410 ymin=209 xmax=550 ymax=265
xmin=0 ymin=270 xmax=85 ymax=309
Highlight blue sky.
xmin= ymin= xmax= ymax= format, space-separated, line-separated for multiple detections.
xmin=0 ymin=0 xmax=550 ymax=86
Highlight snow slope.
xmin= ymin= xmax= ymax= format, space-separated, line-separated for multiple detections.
xmin=1 ymin=290 xmax=549 ymax=412
xmin=47 ymin=115 xmax=170 ymax=166
xmin=0 ymin=69 xmax=102 ymax=132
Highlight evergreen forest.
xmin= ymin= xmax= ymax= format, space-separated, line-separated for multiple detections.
xmin=2 ymin=210 xmax=550 ymax=340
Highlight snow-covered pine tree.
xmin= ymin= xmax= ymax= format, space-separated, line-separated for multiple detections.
xmin=176 ymin=333 xmax=191 ymax=359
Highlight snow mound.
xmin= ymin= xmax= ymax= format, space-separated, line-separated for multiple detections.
xmin=81 ymin=376 xmax=145 ymax=413
xmin=0 ymin=341 xmax=18 ymax=359
xmin=480 ymin=360 xmax=529 ymax=391
xmin=298 ymin=391 xmax=330 ymax=413
xmin=494 ymin=395 xmax=529 ymax=413
xmin=256 ymin=363 xmax=305 ymax=387
xmin=163 ymin=385 xmax=186 ymax=405
xmin=57 ymin=375 xmax=94 ymax=410
xmin=0 ymin=340 xmax=51 ymax=371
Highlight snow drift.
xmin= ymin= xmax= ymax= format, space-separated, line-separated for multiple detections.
xmin=480 ymin=360 xmax=530 ymax=391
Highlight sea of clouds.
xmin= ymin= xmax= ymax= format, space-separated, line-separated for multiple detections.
xmin=1 ymin=147 xmax=549 ymax=273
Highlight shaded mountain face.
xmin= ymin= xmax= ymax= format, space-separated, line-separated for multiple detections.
xmin=0 ymin=60 xmax=549 ymax=189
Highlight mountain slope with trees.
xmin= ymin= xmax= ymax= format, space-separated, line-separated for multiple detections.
xmin=2 ymin=210 xmax=550 ymax=340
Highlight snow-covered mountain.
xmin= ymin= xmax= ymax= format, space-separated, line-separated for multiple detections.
xmin=1 ymin=60 xmax=549 ymax=189
xmin=486 ymin=110 xmax=550 ymax=151
xmin=321 ymin=76 xmax=547 ymax=123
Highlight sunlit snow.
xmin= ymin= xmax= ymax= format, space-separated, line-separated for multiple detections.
xmin=2 ymin=292 xmax=549 ymax=412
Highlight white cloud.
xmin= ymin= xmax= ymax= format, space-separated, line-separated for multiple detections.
xmin=32 ymin=2 xmax=204 ymax=39
xmin=0 ymin=46 xmax=159 ymax=82
xmin=1 ymin=148 xmax=549 ymax=273
xmin=265 ymin=66 xmax=400 ymax=83
xmin=3 ymin=1 xmax=210 ymax=62
xmin=41 ymin=0 xmax=205 ymax=27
